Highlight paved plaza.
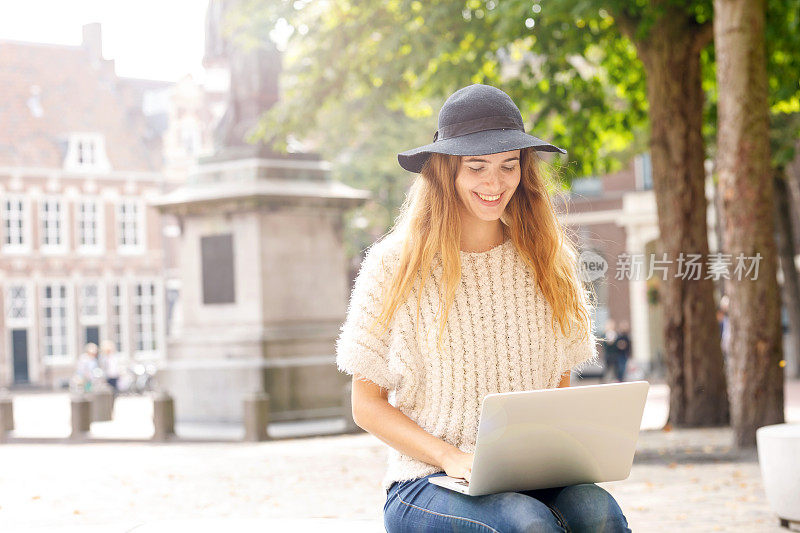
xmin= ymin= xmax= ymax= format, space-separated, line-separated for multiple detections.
xmin=1 ymin=378 xmax=799 ymax=532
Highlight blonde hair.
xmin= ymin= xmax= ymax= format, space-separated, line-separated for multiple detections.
xmin=367 ymin=147 xmax=594 ymax=354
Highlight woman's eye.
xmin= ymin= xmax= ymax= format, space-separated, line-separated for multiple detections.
xmin=468 ymin=166 xmax=516 ymax=172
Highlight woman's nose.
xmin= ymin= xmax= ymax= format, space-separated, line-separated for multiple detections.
xmin=484 ymin=167 xmax=502 ymax=186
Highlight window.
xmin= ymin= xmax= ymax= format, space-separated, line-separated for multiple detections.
xmin=78 ymin=139 xmax=96 ymax=166
xmin=79 ymin=283 xmax=102 ymax=322
xmin=63 ymin=133 xmax=111 ymax=172
xmin=77 ymin=199 xmax=102 ymax=251
xmin=117 ymin=200 xmax=144 ymax=252
xmin=109 ymin=282 xmax=126 ymax=353
xmin=133 ymin=281 xmax=157 ymax=352
xmin=41 ymin=283 xmax=70 ymax=360
xmin=5 ymin=284 xmax=31 ymax=327
xmin=635 ymin=152 xmax=653 ymax=191
xmin=3 ymin=195 xmax=28 ymax=251
xmin=40 ymin=197 xmax=66 ymax=251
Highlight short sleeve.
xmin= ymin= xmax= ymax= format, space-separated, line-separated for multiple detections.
xmin=335 ymin=241 xmax=400 ymax=391
xmin=563 ymin=323 xmax=601 ymax=375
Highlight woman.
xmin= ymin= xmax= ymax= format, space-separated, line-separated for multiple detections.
xmin=336 ymin=84 xmax=631 ymax=532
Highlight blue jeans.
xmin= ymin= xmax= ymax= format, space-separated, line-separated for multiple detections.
xmin=384 ymin=472 xmax=631 ymax=532
xmin=613 ymin=354 xmax=628 ymax=382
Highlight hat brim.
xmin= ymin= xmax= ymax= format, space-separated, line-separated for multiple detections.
xmin=397 ymin=128 xmax=567 ymax=173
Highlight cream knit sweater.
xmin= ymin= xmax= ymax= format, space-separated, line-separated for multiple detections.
xmin=335 ymin=233 xmax=600 ymax=492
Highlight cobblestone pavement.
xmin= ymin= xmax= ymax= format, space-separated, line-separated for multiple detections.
xmin=1 ymin=379 xmax=798 ymax=532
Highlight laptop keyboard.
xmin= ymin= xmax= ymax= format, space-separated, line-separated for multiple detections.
xmin=456 ymin=479 xmax=469 ymax=486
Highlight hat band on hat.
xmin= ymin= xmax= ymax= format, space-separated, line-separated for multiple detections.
xmin=433 ymin=115 xmax=523 ymax=142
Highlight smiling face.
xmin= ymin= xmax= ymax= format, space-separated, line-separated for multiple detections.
xmin=454 ymin=149 xmax=521 ymax=223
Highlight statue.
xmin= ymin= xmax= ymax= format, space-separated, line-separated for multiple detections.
xmin=204 ymin=0 xmax=282 ymax=153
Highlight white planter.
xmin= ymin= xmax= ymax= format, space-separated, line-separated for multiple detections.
xmin=756 ymin=423 xmax=800 ymax=525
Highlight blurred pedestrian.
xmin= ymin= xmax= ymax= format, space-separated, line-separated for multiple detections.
xmin=602 ymin=319 xmax=620 ymax=383
xmin=74 ymin=342 xmax=102 ymax=392
xmin=613 ymin=320 xmax=631 ymax=382
xmin=99 ymin=339 xmax=121 ymax=393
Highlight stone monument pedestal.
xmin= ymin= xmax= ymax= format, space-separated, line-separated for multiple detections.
xmin=154 ymin=146 xmax=368 ymax=424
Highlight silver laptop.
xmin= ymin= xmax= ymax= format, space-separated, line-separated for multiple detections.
xmin=429 ymin=381 xmax=650 ymax=496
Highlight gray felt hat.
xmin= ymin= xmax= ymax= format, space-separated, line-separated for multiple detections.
xmin=397 ymin=83 xmax=567 ymax=174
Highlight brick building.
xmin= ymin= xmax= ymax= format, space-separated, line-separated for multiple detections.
xmin=0 ymin=24 xmax=171 ymax=388
xmin=553 ymin=153 xmax=721 ymax=377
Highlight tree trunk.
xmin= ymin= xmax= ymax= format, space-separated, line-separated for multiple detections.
xmin=785 ymin=139 xmax=800 ymax=240
xmin=784 ymin=139 xmax=800 ymax=378
xmin=714 ymin=0 xmax=785 ymax=446
xmin=774 ymin=171 xmax=800 ymax=379
xmin=615 ymin=8 xmax=730 ymax=427
xmin=712 ymin=173 xmax=727 ymax=297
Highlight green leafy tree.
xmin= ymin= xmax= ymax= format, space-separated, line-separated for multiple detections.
xmin=228 ymin=0 xmax=800 ymax=442
xmin=713 ymin=0 xmax=800 ymax=445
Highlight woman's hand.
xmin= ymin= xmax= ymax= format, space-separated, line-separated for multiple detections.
xmin=441 ymin=448 xmax=475 ymax=482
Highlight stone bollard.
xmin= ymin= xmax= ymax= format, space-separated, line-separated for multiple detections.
xmin=243 ymin=391 xmax=271 ymax=442
xmin=151 ymin=391 xmax=175 ymax=442
xmin=70 ymin=394 xmax=91 ymax=440
xmin=90 ymin=383 xmax=115 ymax=422
xmin=342 ymin=381 xmax=363 ymax=433
xmin=0 ymin=391 xmax=13 ymax=441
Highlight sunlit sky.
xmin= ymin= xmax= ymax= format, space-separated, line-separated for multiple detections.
xmin=0 ymin=0 xmax=209 ymax=82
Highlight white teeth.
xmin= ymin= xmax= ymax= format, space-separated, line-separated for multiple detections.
xmin=476 ymin=192 xmax=501 ymax=201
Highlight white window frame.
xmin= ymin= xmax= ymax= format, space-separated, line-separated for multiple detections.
xmin=109 ymin=281 xmax=128 ymax=355
xmin=78 ymin=281 xmax=104 ymax=326
xmin=634 ymin=152 xmax=653 ymax=191
xmin=116 ymin=199 xmax=145 ymax=254
xmin=40 ymin=196 xmax=68 ymax=254
xmin=63 ymin=133 xmax=111 ymax=173
xmin=132 ymin=280 xmax=158 ymax=355
xmin=5 ymin=281 xmax=33 ymax=328
xmin=40 ymin=281 xmax=74 ymax=363
xmin=78 ymin=138 xmax=96 ymax=166
xmin=76 ymin=197 xmax=104 ymax=254
xmin=2 ymin=194 xmax=31 ymax=254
